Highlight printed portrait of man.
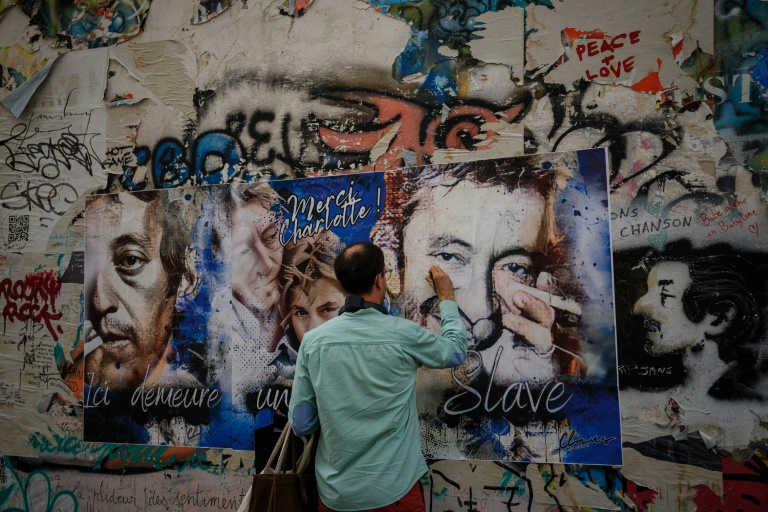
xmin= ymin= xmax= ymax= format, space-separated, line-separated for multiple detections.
xmin=230 ymin=182 xmax=348 ymax=430
xmin=230 ymin=182 xmax=286 ymax=353
xmin=84 ymin=190 xmax=198 ymax=392
xmin=400 ymin=157 xmax=584 ymax=386
xmin=631 ymin=246 xmax=766 ymax=400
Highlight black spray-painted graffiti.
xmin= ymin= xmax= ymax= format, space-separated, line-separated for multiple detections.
xmin=117 ymin=90 xmax=528 ymax=190
xmin=116 ymin=79 xmax=722 ymax=202
xmin=0 ymin=103 xmax=102 ymax=216
xmin=614 ymin=241 xmax=768 ymax=396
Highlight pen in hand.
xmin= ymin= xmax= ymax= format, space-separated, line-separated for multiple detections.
xmin=425 ymin=266 xmax=455 ymax=302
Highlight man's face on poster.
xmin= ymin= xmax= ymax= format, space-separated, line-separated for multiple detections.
xmin=231 ymin=187 xmax=284 ymax=313
xmin=403 ymin=179 xmax=557 ymax=384
xmin=85 ymin=194 xmax=177 ymax=390
xmin=633 ymin=260 xmax=701 ymax=354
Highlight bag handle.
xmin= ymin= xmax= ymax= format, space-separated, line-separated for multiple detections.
xmin=295 ymin=434 xmax=317 ymax=474
xmin=260 ymin=422 xmax=291 ymax=474
xmin=274 ymin=424 xmax=292 ymax=473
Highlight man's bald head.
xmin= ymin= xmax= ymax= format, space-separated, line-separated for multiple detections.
xmin=333 ymin=242 xmax=386 ymax=296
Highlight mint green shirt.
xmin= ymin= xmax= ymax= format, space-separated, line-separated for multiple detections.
xmin=288 ymin=300 xmax=467 ymax=511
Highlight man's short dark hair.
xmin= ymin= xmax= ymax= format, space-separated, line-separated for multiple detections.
xmin=682 ymin=254 xmax=760 ymax=346
xmin=642 ymin=244 xmax=762 ymax=348
xmin=684 ymin=253 xmax=764 ymax=399
xmin=333 ymin=242 xmax=385 ymax=296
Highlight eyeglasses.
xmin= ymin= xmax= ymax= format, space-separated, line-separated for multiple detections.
xmin=381 ymin=269 xmax=394 ymax=279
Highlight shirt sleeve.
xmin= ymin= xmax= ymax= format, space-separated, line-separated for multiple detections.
xmin=406 ymin=300 xmax=468 ymax=369
xmin=288 ymin=343 xmax=319 ymax=437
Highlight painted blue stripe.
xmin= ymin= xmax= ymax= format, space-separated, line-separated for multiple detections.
xmin=292 ymin=401 xmax=319 ymax=436
xmin=447 ymin=352 xmax=466 ymax=368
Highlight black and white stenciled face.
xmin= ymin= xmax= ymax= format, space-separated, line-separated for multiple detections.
xmin=633 ymin=261 xmax=702 ymax=354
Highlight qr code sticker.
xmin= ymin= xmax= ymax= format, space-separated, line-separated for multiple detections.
xmin=8 ymin=215 xmax=29 ymax=243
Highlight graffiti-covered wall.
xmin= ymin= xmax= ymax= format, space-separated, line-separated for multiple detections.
xmin=1 ymin=0 xmax=767 ymax=510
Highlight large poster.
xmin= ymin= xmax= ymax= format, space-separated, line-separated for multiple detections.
xmin=407 ymin=149 xmax=621 ymax=465
xmin=83 ymin=186 xmax=232 ymax=445
xmin=223 ymin=174 xmax=385 ymax=448
xmin=82 ymin=148 xmax=620 ymax=464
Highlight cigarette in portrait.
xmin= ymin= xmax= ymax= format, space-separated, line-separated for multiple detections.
xmin=84 ymin=321 xmax=103 ymax=356
xmin=523 ymin=287 xmax=582 ymax=316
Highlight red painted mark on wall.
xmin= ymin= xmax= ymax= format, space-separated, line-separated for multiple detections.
xmin=0 ymin=270 xmax=63 ymax=341
xmin=631 ymin=59 xmax=664 ymax=94
xmin=565 ymin=28 xmax=642 ymax=83
xmin=694 ymin=454 xmax=768 ymax=511
xmin=698 ymin=196 xmax=760 ymax=239
xmin=318 ymin=92 xmax=525 ymax=172
xmin=672 ymin=38 xmax=684 ymax=61
xmin=625 ymin=479 xmax=659 ymax=512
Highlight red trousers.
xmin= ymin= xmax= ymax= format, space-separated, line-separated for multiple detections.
xmin=318 ymin=481 xmax=425 ymax=512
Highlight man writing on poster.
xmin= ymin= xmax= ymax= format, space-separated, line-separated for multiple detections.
xmin=400 ymin=158 xmax=584 ymax=385
xmin=289 ymin=242 xmax=467 ymax=511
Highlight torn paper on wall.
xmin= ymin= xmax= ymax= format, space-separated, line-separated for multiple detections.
xmin=467 ymin=7 xmax=524 ymax=80
xmin=525 ymin=0 xmax=710 ymax=94
xmin=0 ymin=252 xmax=84 ymax=457
xmin=280 ymin=0 xmax=314 ymax=17
xmin=0 ymin=56 xmax=56 ymax=117
xmin=110 ymin=41 xmax=196 ymax=120
xmin=191 ymin=0 xmax=235 ymax=24
xmin=0 ymin=45 xmax=49 ymax=100
xmin=0 ymin=48 xmax=108 ymax=253
xmin=27 ymin=0 xmax=151 ymax=49
xmin=105 ymin=102 xmax=145 ymax=179
xmin=0 ymin=0 xmax=15 ymax=17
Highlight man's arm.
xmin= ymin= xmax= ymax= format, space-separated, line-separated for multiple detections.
xmin=288 ymin=343 xmax=319 ymax=436
xmin=409 ymin=266 xmax=468 ymax=369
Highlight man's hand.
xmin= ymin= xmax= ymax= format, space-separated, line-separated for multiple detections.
xmin=500 ymin=290 xmax=555 ymax=353
xmin=496 ymin=272 xmax=556 ymax=354
xmin=426 ymin=265 xmax=455 ymax=302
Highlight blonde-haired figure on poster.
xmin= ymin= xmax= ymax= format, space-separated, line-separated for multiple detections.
xmin=230 ymin=180 xmax=350 ymax=449
xmin=279 ymin=230 xmax=347 ymax=351
xmin=254 ymin=231 xmax=347 ymax=386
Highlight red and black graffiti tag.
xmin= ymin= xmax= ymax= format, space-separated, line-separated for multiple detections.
xmin=116 ymin=90 xmax=529 ymax=191
xmin=694 ymin=450 xmax=768 ymax=512
xmin=317 ymin=91 xmax=526 ymax=172
xmin=0 ymin=270 xmax=63 ymax=341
